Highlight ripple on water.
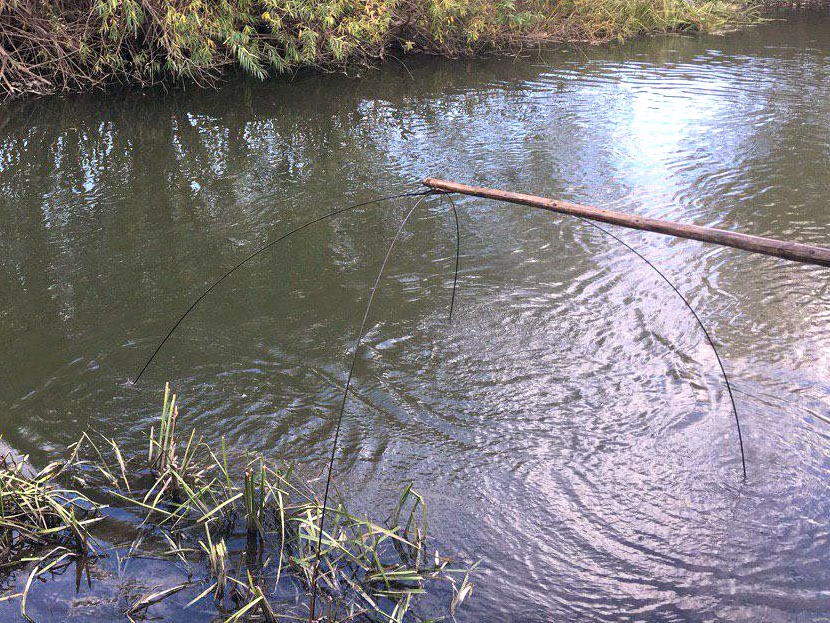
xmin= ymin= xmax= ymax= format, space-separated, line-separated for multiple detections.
xmin=1 ymin=15 xmax=830 ymax=623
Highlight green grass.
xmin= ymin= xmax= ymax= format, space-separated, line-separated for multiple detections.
xmin=0 ymin=444 xmax=103 ymax=622
xmin=0 ymin=386 xmax=474 ymax=622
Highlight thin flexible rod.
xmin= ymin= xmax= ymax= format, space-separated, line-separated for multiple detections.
xmin=133 ymin=190 xmax=431 ymax=384
xmin=308 ymin=193 xmax=429 ymax=621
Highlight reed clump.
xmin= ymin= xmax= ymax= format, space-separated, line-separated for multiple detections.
xmin=0 ymin=0 xmax=756 ymax=99
xmin=1 ymin=385 xmax=474 ymax=622
xmin=0 ymin=446 xmax=101 ymax=569
xmin=0 ymin=444 xmax=103 ymax=621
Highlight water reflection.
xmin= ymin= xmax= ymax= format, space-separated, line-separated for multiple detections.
xmin=1 ymin=15 xmax=830 ymax=622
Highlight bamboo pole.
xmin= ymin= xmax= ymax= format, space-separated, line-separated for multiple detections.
xmin=423 ymin=178 xmax=830 ymax=268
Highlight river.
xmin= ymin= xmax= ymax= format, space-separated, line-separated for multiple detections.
xmin=1 ymin=13 xmax=829 ymax=622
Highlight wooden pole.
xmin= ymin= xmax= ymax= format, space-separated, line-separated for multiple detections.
xmin=423 ymin=178 xmax=830 ymax=268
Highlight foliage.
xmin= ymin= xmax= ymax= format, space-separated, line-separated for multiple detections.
xmin=551 ymin=0 xmax=760 ymax=40
xmin=0 ymin=444 xmax=101 ymax=569
xmin=0 ymin=443 xmax=102 ymax=621
xmin=0 ymin=386 xmax=474 ymax=622
xmin=0 ymin=0 xmax=754 ymax=98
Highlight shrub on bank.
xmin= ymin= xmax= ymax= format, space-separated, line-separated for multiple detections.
xmin=0 ymin=0 xmax=754 ymax=97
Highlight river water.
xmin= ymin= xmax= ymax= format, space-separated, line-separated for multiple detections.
xmin=2 ymin=14 xmax=830 ymax=622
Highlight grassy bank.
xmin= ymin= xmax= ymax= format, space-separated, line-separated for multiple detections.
xmin=0 ymin=385 xmax=473 ymax=622
xmin=0 ymin=0 xmax=754 ymax=98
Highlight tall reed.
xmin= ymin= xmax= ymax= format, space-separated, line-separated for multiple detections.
xmin=0 ymin=385 xmax=474 ymax=622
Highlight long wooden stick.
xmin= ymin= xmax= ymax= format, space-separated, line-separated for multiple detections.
xmin=423 ymin=178 xmax=830 ymax=268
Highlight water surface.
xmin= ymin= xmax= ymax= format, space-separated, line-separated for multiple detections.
xmin=2 ymin=14 xmax=830 ymax=622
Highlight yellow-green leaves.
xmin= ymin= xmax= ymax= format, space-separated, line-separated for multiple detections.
xmin=0 ymin=1 xmax=756 ymax=98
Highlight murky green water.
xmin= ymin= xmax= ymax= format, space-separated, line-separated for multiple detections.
xmin=2 ymin=14 xmax=830 ymax=622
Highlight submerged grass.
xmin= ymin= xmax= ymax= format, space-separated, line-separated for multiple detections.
xmin=0 ymin=385 xmax=473 ymax=622
xmin=0 ymin=445 xmax=103 ymax=621
xmin=0 ymin=445 xmax=101 ymax=569
xmin=0 ymin=0 xmax=759 ymax=99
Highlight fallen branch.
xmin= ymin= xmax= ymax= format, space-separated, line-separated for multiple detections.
xmin=422 ymin=178 xmax=830 ymax=267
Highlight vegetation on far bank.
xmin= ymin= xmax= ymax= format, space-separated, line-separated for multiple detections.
xmin=0 ymin=384 xmax=474 ymax=622
xmin=0 ymin=0 xmax=757 ymax=98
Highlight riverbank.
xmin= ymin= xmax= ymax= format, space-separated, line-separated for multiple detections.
xmin=0 ymin=385 xmax=473 ymax=622
xmin=3 ymin=13 xmax=830 ymax=621
xmin=0 ymin=0 xmax=756 ymax=99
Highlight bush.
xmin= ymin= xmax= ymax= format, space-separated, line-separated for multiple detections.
xmin=0 ymin=0 xmax=753 ymax=98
